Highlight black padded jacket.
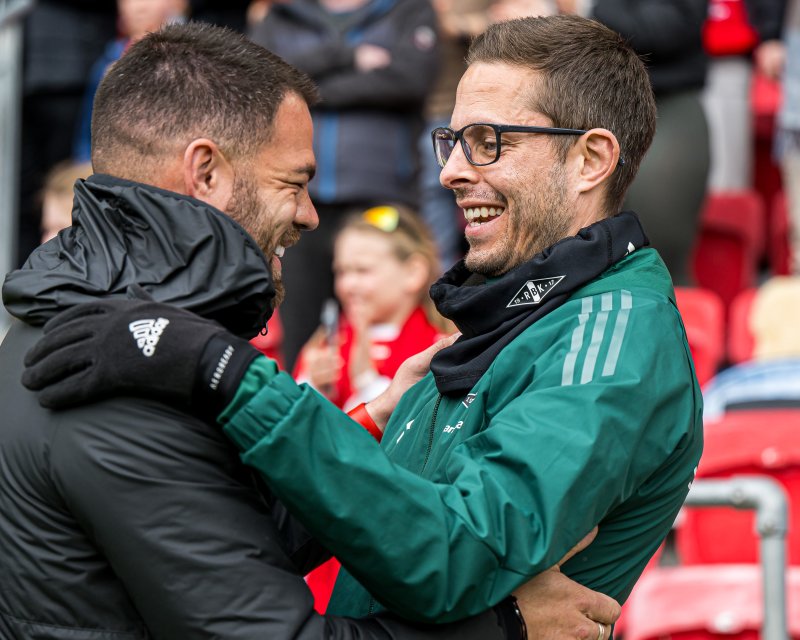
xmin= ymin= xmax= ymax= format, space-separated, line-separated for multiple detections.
xmin=0 ymin=174 xmax=516 ymax=640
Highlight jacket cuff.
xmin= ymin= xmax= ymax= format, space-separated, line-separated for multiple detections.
xmin=219 ymin=364 xmax=292 ymax=452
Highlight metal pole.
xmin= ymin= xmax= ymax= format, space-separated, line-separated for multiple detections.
xmin=0 ymin=0 xmax=33 ymax=339
xmin=684 ymin=476 xmax=789 ymax=640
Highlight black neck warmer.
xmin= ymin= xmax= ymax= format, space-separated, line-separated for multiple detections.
xmin=429 ymin=211 xmax=649 ymax=395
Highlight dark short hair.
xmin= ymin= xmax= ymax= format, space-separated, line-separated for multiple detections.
xmin=466 ymin=15 xmax=656 ymax=213
xmin=91 ymin=22 xmax=318 ymax=175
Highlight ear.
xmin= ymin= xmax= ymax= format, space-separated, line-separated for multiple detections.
xmin=569 ymin=128 xmax=621 ymax=195
xmin=182 ymin=138 xmax=235 ymax=211
xmin=401 ymin=254 xmax=431 ymax=296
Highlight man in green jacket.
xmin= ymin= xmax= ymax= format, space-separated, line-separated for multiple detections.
xmin=23 ymin=13 xmax=702 ymax=638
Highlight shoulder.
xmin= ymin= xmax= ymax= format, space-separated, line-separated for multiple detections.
xmin=49 ymin=398 xmax=244 ymax=486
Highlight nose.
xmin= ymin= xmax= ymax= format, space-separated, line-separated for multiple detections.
xmin=296 ymin=192 xmax=319 ymax=231
xmin=439 ymin=140 xmax=480 ymax=191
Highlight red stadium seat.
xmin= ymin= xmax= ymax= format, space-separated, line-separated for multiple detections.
xmin=691 ymin=192 xmax=765 ymax=318
xmin=674 ymin=287 xmax=726 ymax=386
xmin=727 ymin=288 xmax=757 ymax=365
xmin=770 ymin=192 xmax=792 ymax=276
xmin=677 ymin=410 xmax=800 ymax=565
xmin=623 ymin=565 xmax=800 ymax=640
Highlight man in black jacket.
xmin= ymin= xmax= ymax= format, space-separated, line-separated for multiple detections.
xmin=0 ymin=22 xmax=618 ymax=639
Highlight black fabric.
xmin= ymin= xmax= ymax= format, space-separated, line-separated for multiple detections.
xmin=494 ymin=597 xmax=526 ymax=640
xmin=3 ymin=173 xmax=276 ymax=338
xmin=430 ymin=211 xmax=649 ymax=395
xmin=194 ymin=332 xmax=263 ymax=418
xmin=591 ymin=0 xmax=708 ymax=95
xmin=0 ymin=174 xmax=515 ymax=638
xmin=2 ymin=323 xmax=512 ymax=639
xmin=22 ymin=299 xmax=259 ymax=415
xmin=744 ymin=0 xmax=788 ymax=42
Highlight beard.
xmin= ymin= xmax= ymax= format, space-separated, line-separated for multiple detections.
xmin=463 ymin=163 xmax=574 ymax=276
xmin=226 ymin=173 xmax=287 ymax=308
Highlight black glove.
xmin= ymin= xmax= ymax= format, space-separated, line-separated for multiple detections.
xmin=22 ymin=299 xmax=261 ymax=416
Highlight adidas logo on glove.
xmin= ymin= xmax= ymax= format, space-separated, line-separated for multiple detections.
xmin=129 ymin=318 xmax=170 ymax=357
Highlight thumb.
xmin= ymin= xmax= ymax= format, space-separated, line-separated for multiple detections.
xmin=428 ymin=331 xmax=461 ymax=356
xmin=306 ymin=326 xmax=329 ymax=348
xmin=127 ymin=283 xmax=155 ymax=301
xmin=557 ymin=527 xmax=598 ymax=568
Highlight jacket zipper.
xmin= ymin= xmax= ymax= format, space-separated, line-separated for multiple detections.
xmin=367 ymin=394 xmax=443 ymax=616
xmin=421 ymin=394 xmax=442 ymax=473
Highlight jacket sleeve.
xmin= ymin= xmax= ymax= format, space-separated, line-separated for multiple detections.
xmin=591 ymin=0 xmax=707 ymax=56
xmin=313 ymin=1 xmax=439 ymax=108
xmin=220 ymin=296 xmax=700 ymax=622
xmin=48 ymin=399 xmax=511 ymax=639
xmin=743 ymin=0 xmax=788 ymax=42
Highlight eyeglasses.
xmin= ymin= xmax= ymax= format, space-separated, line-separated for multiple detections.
xmin=431 ymin=122 xmax=589 ymax=169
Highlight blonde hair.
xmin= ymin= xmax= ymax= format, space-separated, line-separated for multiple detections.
xmin=751 ymin=276 xmax=800 ymax=360
xmin=338 ymin=205 xmax=453 ymax=333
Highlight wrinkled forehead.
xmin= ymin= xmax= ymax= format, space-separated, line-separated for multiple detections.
xmin=451 ymin=62 xmax=546 ymax=129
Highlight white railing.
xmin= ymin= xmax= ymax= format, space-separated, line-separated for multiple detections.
xmin=685 ymin=476 xmax=790 ymax=640
xmin=0 ymin=0 xmax=34 ymax=337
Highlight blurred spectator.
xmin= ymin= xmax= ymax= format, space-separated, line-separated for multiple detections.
xmin=702 ymin=0 xmax=787 ymax=191
xmin=190 ymin=0 xmax=252 ymax=32
xmin=17 ymin=1 xmax=117 ymax=267
xmin=294 ymin=205 xmax=452 ymax=411
xmin=559 ymin=0 xmax=710 ymax=285
xmin=420 ymin=0 xmax=492 ymax=269
xmin=420 ymin=0 xmax=558 ymax=270
xmin=703 ymin=276 xmax=800 ymax=420
xmin=298 ymin=204 xmax=453 ymax=613
xmin=73 ymin=0 xmax=189 ymax=163
xmin=249 ymin=0 xmax=440 ymax=371
xmin=775 ymin=0 xmax=800 ymax=272
xmin=39 ymin=161 xmax=93 ymax=244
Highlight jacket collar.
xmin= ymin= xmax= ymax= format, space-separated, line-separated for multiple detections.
xmin=429 ymin=211 xmax=649 ymax=395
xmin=3 ymin=174 xmax=275 ymax=338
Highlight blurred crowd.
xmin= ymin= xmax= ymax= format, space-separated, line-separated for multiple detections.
xmin=8 ymin=0 xmax=800 ymax=633
xmin=12 ymin=0 xmax=800 ymax=401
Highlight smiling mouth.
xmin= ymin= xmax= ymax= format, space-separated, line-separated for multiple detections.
xmin=463 ymin=206 xmax=505 ymax=227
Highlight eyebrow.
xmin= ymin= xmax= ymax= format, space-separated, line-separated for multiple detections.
xmin=293 ymin=164 xmax=316 ymax=182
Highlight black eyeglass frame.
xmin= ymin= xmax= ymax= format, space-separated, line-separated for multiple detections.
xmin=431 ymin=122 xmax=625 ymax=168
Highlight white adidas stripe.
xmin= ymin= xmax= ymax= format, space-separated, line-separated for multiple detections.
xmin=129 ymin=318 xmax=170 ymax=357
xmin=561 ymin=290 xmax=633 ymax=386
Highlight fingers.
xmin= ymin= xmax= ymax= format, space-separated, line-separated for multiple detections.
xmin=126 ymin=283 xmax=155 ymax=301
xmin=513 ymin=566 xmax=620 ymax=640
xmin=41 ymin=302 xmax=113 ymax=334
xmin=406 ymin=331 xmax=461 ymax=369
xmin=23 ymin=322 xmax=97 ymax=368
xmin=431 ymin=331 xmax=461 ymax=353
xmin=558 ymin=526 xmax=598 ymax=567
xmin=585 ymin=591 xmax=621 ymax=626
xmin=36 ymin=365 xmax=95 ymax=409
xmin=22 ymin=341 xmax=94 ymax=391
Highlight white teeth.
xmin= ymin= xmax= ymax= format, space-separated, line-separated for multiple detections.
xmin=463 ymin=207 xmax=504 ymax=222
xmin=274 ymin=246 xmax=285 ymax=257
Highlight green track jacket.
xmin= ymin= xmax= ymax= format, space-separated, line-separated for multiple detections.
xmin=221 ymin=247 xmax=703 ymax=623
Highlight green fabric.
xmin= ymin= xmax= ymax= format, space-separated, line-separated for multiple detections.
xmin=219 ymin=356 xmax=279 ymax=441
xmin=221 ymin=248 xmax=703 ymax=623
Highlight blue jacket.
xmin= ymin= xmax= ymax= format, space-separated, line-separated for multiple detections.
xmin=249 ymin=0 xmax=439 ymax=207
